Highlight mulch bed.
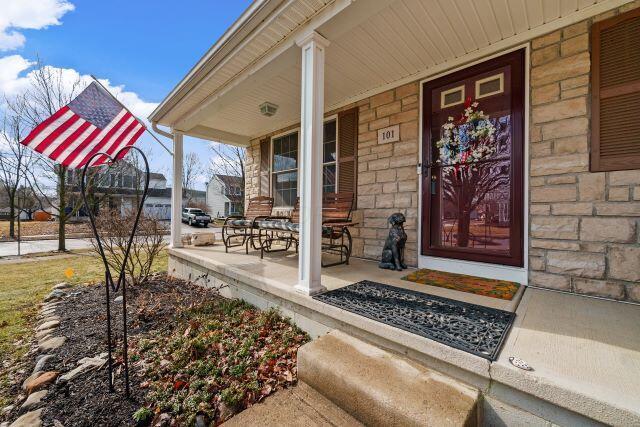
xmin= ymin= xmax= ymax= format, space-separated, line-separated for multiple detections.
xmin=4 ymin=274 xmax=309 ymax=426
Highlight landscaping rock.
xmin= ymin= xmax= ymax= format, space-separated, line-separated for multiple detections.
xmin=35 ymin=329 xmax=56 ymax=340
xmin=2 ymin=405 xmax=14 ymax=414
xmin=52 ymin=282 xmax=70 ymax=290
xmin=39 ymin=309 xmax=56 ymax=317
xmin=39 ymin=316 xmax=60 ymax=325
xmin=20 ymin=390 xmax=47 ymax=411
xmin=113 ymin=295 xmax=123 ymax=303
xmin=44 ymin=290 xmax=65 ymax=302
xmin=59 ymin=355 xmax=106 ymax=382
xmin=37 ymin=336 xmax=54 ymax=347
xmin=22 ymin=372 xmax=42 ymax=391
xmin=33 ymin=355 xmax=54 ymax=374
xmin=36 ymin=320 xmax=60 ymax=332
xmin=38 ymin=336 xmax=66 ymax=352
xmin=9 ymin=408 xmax=42 ymax=427
xmin=25 ymin=371 xmax=59 ymax=394
xmin=191 ymin=233 xmax=215 ymax=246
xmin=41 ymin=302 xmax=60 ymax=310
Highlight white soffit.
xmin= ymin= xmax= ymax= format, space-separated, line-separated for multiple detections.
xmin=175 ymin=0 xmax=630 ymax=140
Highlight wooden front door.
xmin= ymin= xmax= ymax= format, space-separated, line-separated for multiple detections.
xmin=421 ymin=50 xmax=525 ymax=267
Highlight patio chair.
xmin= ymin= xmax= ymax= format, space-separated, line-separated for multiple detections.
xmin=221 ymin=196 xmax=273 ymax=253
xmin=256 ymin=192 xmax=357 ymax=267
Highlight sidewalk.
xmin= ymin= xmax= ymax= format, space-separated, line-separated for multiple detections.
xmin=0 ymin=238 xmax=93 ymax=257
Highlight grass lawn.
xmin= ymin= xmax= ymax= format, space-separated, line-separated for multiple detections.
xmin=0 ymin=250 xmax=168 ymax=406
xmin=0 ymin=220 xmax=90 ymax=240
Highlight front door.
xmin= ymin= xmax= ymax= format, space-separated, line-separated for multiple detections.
xmin=421 ymin=50 xmax=524 ymax=267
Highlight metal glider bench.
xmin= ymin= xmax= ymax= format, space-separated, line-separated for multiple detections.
xmin=221 ymin=196 xmax=273 ymax=253
xmin=255 ymin=192 xmax=357 ymax=267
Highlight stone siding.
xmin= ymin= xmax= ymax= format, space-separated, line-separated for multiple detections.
xmin=528 ymin=2 xmax=640 ymax=302
xmin=242 ymin=1 xmax=640 ymax=301
xmin=244 ymin=88 xmax=420 ymax=266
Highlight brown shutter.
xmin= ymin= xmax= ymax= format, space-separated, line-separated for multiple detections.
xmin=259 ymin=138 xmax=270 ymax=196
xmin=591 ymin=8 xmax=640 ymax=172
xmin=338 ymin=107 xmax=358 ymax=202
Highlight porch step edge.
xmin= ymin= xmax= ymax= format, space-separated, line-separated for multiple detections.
xmin=298 ymin=330 xmax=480 ymax=426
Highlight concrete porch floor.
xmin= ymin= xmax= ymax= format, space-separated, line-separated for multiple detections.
xmin=168 ymin=244 xmax=640 ymax=425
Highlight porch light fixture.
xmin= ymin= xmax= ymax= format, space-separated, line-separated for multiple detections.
xmin=259 ymin=102 xmax=278 ymax=117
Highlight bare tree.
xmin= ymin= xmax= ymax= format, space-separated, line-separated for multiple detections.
xmin=182 ymin=152 xmax=204 ymax=204
xmin=14 ymin=62 xmax=86 ymax=251
xmin=90 ymin=209 xmax=167 ymax=286
xmin=208 ymin=143 xmax=246 ymax=212
xmin=0 ymin=96 xmax=36 ymax=238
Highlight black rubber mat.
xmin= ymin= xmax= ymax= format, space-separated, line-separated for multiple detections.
xmin=313 ymin=280 xmax=515 ymax=360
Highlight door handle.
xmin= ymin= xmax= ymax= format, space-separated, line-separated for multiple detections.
xmin=431 ymin=175 xmax=437 ymax=195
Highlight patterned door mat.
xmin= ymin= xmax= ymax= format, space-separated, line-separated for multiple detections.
xmin=402 ymin=269 xmax=520 ymax=301
xmin=313 ymin=281 xmax=515 ymax=360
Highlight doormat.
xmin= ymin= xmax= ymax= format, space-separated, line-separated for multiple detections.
xmin=401 ymin=269 xmax=520 ymax=301
xmin=313 ymin=281 xmax=515 ymax=360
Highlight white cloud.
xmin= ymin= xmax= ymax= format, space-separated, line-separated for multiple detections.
xmin=0 ymin=54 xmax=35 ymax=97
xmin=0 ymin=0 xmax=75 ymax=51
xmin=0 ymin=54 xmax=158 ymax=121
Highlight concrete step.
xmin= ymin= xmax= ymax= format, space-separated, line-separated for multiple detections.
xmin=224 ymin=381 xmax=363 ymax=426
xmin=298 ymin=330 xmax=480 ymax=426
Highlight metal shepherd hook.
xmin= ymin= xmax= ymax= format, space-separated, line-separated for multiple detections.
xmin=80 ymin=145 xmax=150 ymax=398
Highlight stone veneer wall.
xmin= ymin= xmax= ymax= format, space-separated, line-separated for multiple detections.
xmin=243 ymin=1 xmax=640 ymax=301
xmin=244 ymin=82 xmax=421 ymax=266
xmin=528 ymin=1 xmax=640 ymax=302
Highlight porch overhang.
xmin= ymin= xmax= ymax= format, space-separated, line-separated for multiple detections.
xmin=149 ymin=0 xmax=633 ymax=143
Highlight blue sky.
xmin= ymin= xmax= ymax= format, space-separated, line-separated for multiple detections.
xmin=0 ymin=0 xmax=253 ymax=189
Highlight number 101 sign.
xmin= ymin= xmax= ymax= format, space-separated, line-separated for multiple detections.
xmin=377 ymin=124 xmax=400 ymax=144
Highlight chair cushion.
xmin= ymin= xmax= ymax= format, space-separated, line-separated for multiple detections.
xmin=256 ymin=219 xmax=290 ymax=230
xmin=226 ymin=219 xmax=252 ymax=227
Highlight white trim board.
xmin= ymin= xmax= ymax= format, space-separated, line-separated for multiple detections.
xmin=417 ymin=43 xmax=530 ymax=286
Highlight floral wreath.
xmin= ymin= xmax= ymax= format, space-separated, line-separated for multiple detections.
xmin=435 ymin=97 xmax=496 ymax=170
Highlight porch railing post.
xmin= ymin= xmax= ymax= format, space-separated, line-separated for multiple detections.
xmin=295 ymin=31 xmax=329 ymax=295
xmin=171 ymin=131 xmax=184 ymax=248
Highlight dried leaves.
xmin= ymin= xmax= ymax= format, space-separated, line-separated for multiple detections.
xmin=131 ymin=297 xmax=309 ymax=425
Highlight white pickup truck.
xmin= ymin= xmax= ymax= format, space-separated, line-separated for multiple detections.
xmin=181 ymin=207 xmax=211 ymax=227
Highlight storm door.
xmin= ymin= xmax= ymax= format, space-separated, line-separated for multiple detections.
xmin=421 ymin=50 xmax=524 ymax=267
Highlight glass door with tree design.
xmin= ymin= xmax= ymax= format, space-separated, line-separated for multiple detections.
xmin=421 ymin=50 xmax=524 ymax=267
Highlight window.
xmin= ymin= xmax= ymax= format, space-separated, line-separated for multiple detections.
xmin=591 ymin=8 xmax=640 ymax=171
xmin=440 ymin=85 xmax=465 ymax=109
xmin=475 ymin=73 xmax=504 ymax=99
xmin=270 ymin=120 xmax=339 ymax=207
xmin=323 ymin=120 xmax=337 ymax=193
xmin=272 ymin=131 xmax=298 ymax=207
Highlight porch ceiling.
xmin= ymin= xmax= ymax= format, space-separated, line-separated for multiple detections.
xmin=152 ymin=0 xmax=627 ymax=144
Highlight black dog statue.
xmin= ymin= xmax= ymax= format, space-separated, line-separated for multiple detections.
xmin=379 ymin=212 xmax=407 ymax=271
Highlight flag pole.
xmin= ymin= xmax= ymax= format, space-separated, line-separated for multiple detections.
xmin=89 ymin=75 xmax=174 ymax=156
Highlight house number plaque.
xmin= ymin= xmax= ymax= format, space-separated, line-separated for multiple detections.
xmin=377 ymin=124 xmax=400 ymax=144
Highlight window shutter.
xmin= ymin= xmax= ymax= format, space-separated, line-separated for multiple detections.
xmin=591 ymin=8 xmax=640 ymax=171
xmin=259 ymin=138 xmax=270 ymax=196
xmin=338 ymin=107 xmax=358 ymax=201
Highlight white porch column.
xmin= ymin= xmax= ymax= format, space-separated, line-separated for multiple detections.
xmin=295 ymin=32 xmax=329 ymax=295
xmin=171 ymin=131 xmax=184 ymax=248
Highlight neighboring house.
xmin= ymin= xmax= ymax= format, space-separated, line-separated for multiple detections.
xmin=66 ymin=163 xmax=205 ymax=220
xmin=205 ymin=174 xmax=244 ymax=217
xmin=149 ymin=2 xmax=640 ymax=426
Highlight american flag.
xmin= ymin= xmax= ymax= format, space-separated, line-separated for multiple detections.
xmin=20 ymin=81 xmax=145 ymax=169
